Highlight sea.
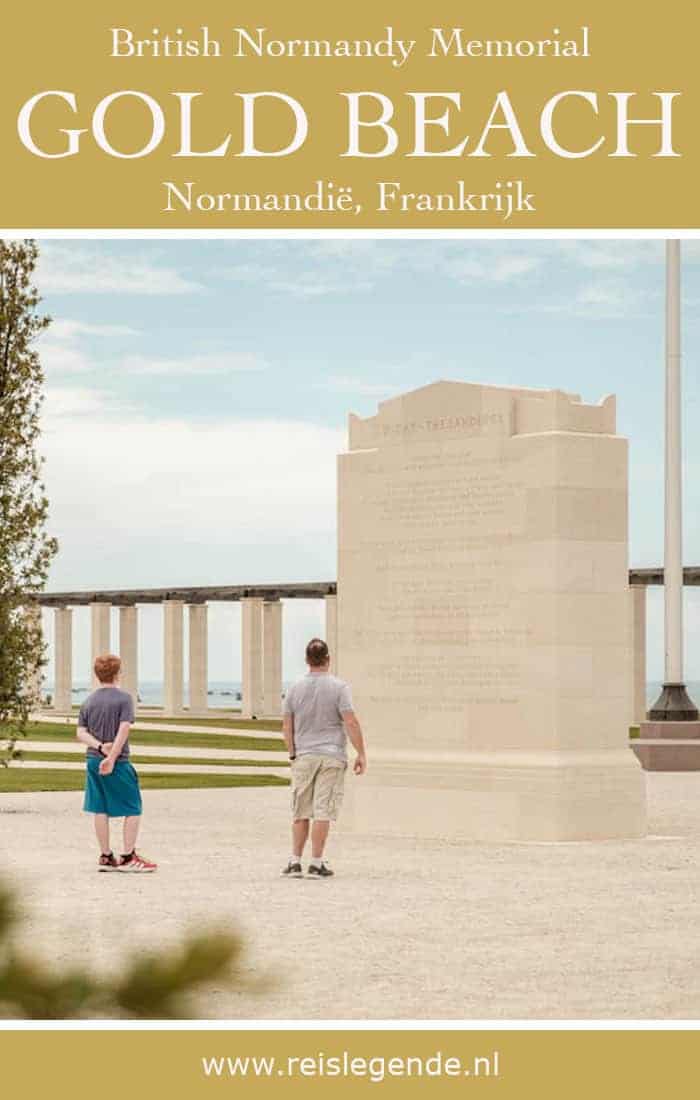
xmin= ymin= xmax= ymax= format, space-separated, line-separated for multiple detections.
xmin=46 ymin=680 xmax=700 ymax=710
xmin=56 ymin=680 xmax=253 ymax=710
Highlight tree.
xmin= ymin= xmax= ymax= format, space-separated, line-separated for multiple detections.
xmin=0 ymin=241 xmax=57 ymax=762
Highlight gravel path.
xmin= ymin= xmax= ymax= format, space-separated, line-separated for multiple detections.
xmin=2 ymin=774 xmax=700 ymax=1020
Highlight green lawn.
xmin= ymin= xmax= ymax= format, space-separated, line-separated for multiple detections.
xmin=64 ymin=707 xmax=286 ymax=732
xmin=134 ymin=715 xmax=282 ymax=732
xmin=3 ymin=722 xmax=285 ymax=754
xmin=0 ymin=720 xmax=288 ymax=793
xmin=0 ymin=768 xmax=288 ymax=794
xmin=17 ymin=751 xmax=288 ymax=769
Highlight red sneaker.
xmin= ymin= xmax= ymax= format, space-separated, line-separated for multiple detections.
xmin=118 ymin=851 xmax=157 ymax=873
xmin=98 ymin=852 xmax=119 ymax=872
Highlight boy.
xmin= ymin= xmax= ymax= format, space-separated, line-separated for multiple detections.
xmin=77 ymin=653 xmax=157 ymax=872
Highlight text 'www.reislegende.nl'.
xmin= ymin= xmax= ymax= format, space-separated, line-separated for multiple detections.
xmin=201 ymin=1049 xmax=501 ymax=1084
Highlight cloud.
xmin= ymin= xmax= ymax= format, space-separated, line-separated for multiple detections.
xmin=558 ymin=241 xmax=655 ymax=270
xmin=224 ymin=262 xmax=373 ymax=297
xmin=443 ymin=253 xmax=541 ymax=284
xmin=304 ymin=239 xmax=407 ymax=273
xmin=40 ymin=340 xmax=93 ymax=374
xmin=273 ymin=274 xmax=374 ymax=297
xmin=37 ymin=317 xmax=264 ymax=378
xmin=473 ymin=275 xmax=654 ymax=320
xmin=42 ymin=386 xmax=114 ymax=418
xmin=38 ymin=245 xmax=202 ymax=295
xmin=39 ymin=401 xmax=340 ymax=680
xmin=559 ymin=240 xmax=700 ymax=273
xmin=38 ymin=316 xmax=137 ymax=374
xmin=221 ymin=242 xmax=544 ymax=297
xmin=49 ymin=319 xmax=137 ymax=340
xmin=217 ymin=240 xmax=700 ymax=310
xmin=572 ymin=279 xmax=646 ymax=316
xmin=315 ymin=374 xmax=400 ymax=398
xmin=119 ymin=352 xmax=268 ymax=376
xmin=40 ymin=407 xmax=342 ymax=590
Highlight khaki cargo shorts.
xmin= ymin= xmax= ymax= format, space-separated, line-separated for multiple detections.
xmin=291 ymin=754 xmax=347 ymax=821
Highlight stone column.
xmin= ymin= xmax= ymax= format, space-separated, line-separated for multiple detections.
xmin=188 ymin=603 xmax=209 ymax=715
xmin=629 ymin=586 xmax=647 ymax=727
xmin=163 ymin=600 xmax=184 ymax=715
xmin=241 ymin=597 xmax=264 ymax=719
xmin=325 ymin=594 xmax=338 ymax=674
xmin=54 ymin=607 xmax=73 ymax=713
xmin=24 ymin=603 xmax=44 ymax=709
xmin=119 ymin=606 xmax=138 ymax=708
xmin=263 ymin=600 xmax=283 ymax=717
xmin=90 ymin=602 xmax=111 ymax=687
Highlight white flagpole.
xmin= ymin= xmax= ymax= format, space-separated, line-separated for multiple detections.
xmin=664 ymin=239 xmax=683 ymax=685
xmin=649 ymin=239 xmax=698 ymax=720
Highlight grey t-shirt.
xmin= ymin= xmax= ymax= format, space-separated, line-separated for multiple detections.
xmin=78 ymin=687 xmax=134 ymax=760
xmin=283 ymin=673 xmax=353 ymax=762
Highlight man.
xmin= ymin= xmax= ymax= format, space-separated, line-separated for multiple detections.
xmin=76 ymin=653 xmax=157 ymax=873
xmin=281 ymin=637 xmax=366 ymax=879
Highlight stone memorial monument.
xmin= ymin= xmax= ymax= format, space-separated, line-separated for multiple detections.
xmin=337 ymin=381 xmax=646 ymax=841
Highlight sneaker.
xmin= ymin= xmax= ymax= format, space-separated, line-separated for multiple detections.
xmin=307 ymin=862 xmax=334 ymax=878
xmin=118 ymin=851 xmax=157 ymax=873
xmin=98 ymin=852 xmax=119 ymax=872
xmin=281 ymin=859 xmax=303 ymax=878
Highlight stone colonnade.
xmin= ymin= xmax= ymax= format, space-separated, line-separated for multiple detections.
xmin=35 ymin=585 xmax=648 ymax=722
xmin=23 ymin=603 xmax=44 ymax=709
xmin=44 ymin=594 xmax=338 ymax=718
xmin=629 ymin=586 xmax=647 ymax=726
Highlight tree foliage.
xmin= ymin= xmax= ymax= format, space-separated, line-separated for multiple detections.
xmin=0 ymin=240 xmax=57 ymax=760
xmin=0 ymin=878 xmax=250 ymax=1018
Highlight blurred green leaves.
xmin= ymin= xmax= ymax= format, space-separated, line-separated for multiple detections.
xmin=0 ymin=878 xmax=250 ymax=1018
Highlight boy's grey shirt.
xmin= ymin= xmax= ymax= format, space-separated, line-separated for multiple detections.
xmin=78 ymin=687 xmax=134 ymax=760
xmin=283 ymin=672 xmax=353 ymax=762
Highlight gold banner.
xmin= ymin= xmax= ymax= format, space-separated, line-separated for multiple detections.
xmin=0 ymin=1 xmax=698 ymax=228
xmin=0 ymin=1029 xmax=696 ymax=1098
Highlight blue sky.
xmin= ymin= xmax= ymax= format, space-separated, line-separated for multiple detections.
xmin=34 ymin=238 xmax=700 ymax=684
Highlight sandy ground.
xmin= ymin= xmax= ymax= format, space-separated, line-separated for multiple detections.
xmin=2 ymin=774 xmax=700 ymax=1020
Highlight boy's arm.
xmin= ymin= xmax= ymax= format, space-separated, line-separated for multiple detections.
xmin=99 ymin=721 xmax=131 ymax=774
xmin=76 ymin=725 xmax=105 ymax=752
xmin=342 ymin=711 xmax=367 ymax=775
xmin=282 ymin=714 xmax=295 ymax=758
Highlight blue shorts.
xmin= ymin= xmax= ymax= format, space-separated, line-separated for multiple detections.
xmin=83 ymin=755 xmax=143 ymax=817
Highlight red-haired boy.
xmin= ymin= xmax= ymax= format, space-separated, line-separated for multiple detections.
xmin=77 ymin=653 xmax=157 ymax=872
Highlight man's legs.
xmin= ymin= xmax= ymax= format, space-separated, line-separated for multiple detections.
xmin=310 ymin=820 xmax=330 ymax=860
xmin=123 ymin=815 xmax=140 ymax=854
xmin=308 ymin=760 xmax=343 ymax=868
xmin=292 ymin=818 xmax=310 ymax=859
xmin=281 ymin=818 xmax=309 ymax=876
xmin=306 ymin=819 xmax=334 ymax=877
xmin=94 ymin=813 xmax=110 ymax=854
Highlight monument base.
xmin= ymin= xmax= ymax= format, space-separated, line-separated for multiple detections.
xmin=341 ymin=749 xmax=646 ymax=842
xmin=632 ymin=720 xmax=700 ymax=771
xmin=648 ymin=683 xmax=699 ymax=721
